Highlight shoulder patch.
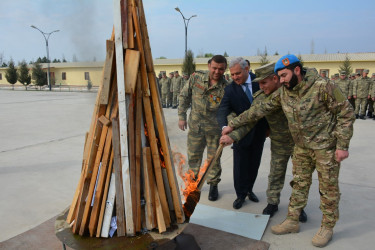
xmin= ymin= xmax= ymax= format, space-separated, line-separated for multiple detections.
xmin=253 ymin=89 xmax=264 ymax=98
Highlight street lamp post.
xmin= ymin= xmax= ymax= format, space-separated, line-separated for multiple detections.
xmin=174 ymin=7 xmax=197 ymax=56
xmin=31 ymin=25 xmax=60 ymax=91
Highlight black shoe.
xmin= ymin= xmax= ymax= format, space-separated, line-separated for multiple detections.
xmin=233 ymin=197 xmax=245 ymax=209
xmin=356 ymin=114 xmax=359 ymax=119
xmin=262 ymin=204 xmax=278 ymax=217
xmin=299 ymin=209 xmax=307 ymax=223
xmin=162 ymin=104 xmax=166 ymax=108
xmin=367 ymin=112 xmax=373 ymax=118
xmin=248 ymin=191 xmax=259 ymax=202
xmin=360 ymin=115 xmax=366 ymax=120
xmin=208 ymin=185 xmax=218 ymax=201
xmin=172 ymin=106 xmax=177 ymax=109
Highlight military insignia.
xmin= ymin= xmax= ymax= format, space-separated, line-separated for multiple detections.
xmin=282 ymin=58 xmax=290 ymax=66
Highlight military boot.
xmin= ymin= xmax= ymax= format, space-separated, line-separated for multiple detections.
xmin=208 ymin=184 xmax=218 ymax=201
xmin=262 ymin=204 xmax=278 ymax=217
xmin=311 ymin=226 xmax=333 ymax=248
xmin=367 ymin=112 xmax=373 ymax=118
xmin=271 ymin=219 xmax=299 ymax=235
xmin=355 ymin=114 xmax=359 ymax=119
xmin=359 ymin=115 xmax=366 ymax=120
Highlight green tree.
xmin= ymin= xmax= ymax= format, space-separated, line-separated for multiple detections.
xmin=204 ymin=53 xmax=214 ymax=58
xmin=274 ymin=51 xmax=279 ymax=56
xmin=5 ymin=59 xmax=18 ymax=90
xmin=259 ymin=47 xmax=269 ymax=66
xmin=223 ymin=51 xmax=229 ymax=57
xmin=297 ymin=54 xmax=304 ymax=67
xmin=87 ymin=78 xmax=93 ymax=91
xmin=339 ymin=54 xmax=353 ymax=76
xmin=182 ymin=49 xmax=196 ymax=76
xmin=156 ymin=56 xmax=167 ymax=59
xmin=32 ymin=62 xmax=47 ymax=89
xmin=18 ymin=60 xmax=31 ymax=90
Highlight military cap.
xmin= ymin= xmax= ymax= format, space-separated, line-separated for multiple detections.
xmin=351 ymin=73 xmax=356 ymax=77
xmin=334 ymin=73 xmax=339 ymax=77
xmin=162 ymin=72 xmax=166 ymax=76
xmin=274 ymin=54 xmax=300 ymax=73
xmin=331 ymin=75 xmax=335 ymax=78
xmin=363 ymin=69 xmax=369 ymax=73
xmin=253 ymin=62 xmax=276 ymax=82
xmin=340 ymin=71 xmax=346 ymax=75
xmin=175 ymin=70 xmax=179 ymax=74
xmin=169 ymin=72 xmax=174 ymax=75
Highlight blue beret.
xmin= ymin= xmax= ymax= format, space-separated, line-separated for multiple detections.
xmin=274 ymin=54 xmax=300 ymax=73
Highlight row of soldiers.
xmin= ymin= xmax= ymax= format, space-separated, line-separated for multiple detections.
xmin=157 ymin=71 xmax=189 ymax=109
xmin=323 ymin=70 xmax=375 ymax=120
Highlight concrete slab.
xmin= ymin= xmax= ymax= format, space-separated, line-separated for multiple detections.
xmin=0 ymin=90 xmax=374 ymax=249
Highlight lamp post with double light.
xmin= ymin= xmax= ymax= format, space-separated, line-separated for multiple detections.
xmin=174 ymin=7 xmax=197 ymax=56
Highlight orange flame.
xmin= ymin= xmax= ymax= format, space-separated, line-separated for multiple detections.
xmin=173 ymin=151 xmax=209 ymax=201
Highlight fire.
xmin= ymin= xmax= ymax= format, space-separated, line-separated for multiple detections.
xmin=144 ymin=122 xmax=166 ymax=169
xmin=173 ymin=151 xmax=209 ymax=201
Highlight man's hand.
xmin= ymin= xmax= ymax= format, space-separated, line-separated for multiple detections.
xmin=353 ymin=95 xmax=357 ymax=99
xmin=220 ymin=135 xmax=234 ymax=146
xmin=348 ymin=96 xmax=351 ymax=99
xmin=178 ymin=120 xmax=187 ymax=131
xmin=222 ymin=126 xmax=233 ymax=135
xmin=335 ymin=149 xmax=349 ymax=162
xmin=372 ymin=97 xmax=375 ymax=101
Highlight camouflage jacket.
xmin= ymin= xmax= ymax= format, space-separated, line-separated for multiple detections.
xmin=371 ymin=79 xmax=375 ymax=97
xmin=354 ymin=76 xmax=371 ymax=98
xmin=335 ymin=78 xmax=351 ymax=98
xmin=229 ymin=68 xmax=355 ymax=150
xmin=159 ymin=77 xmax=171 ymax=94
xmin=229 ymin=90 xmax=294 ymax=155
xmin=171 ymin=75 xmax=183 ymax=93
xmin=178 ymin=71 xmax=228 ymax=135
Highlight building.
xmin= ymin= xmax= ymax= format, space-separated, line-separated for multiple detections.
xmin=1 ymin=52 xmax=375 ymax=87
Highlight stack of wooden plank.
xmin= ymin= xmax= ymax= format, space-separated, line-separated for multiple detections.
xmin=66 ymin=0 xmax=185 ymax=238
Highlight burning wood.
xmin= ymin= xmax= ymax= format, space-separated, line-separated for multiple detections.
xmin=175 ymin=144 xmax=224 ymax=220
xmin=66 ymin=0 xmax=184 ymax=237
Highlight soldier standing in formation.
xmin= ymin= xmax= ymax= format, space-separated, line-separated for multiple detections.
xmin=159 ymin=72 xmax=171 ymax=108
xmin=371 ymin=73 xmax=375 ymax=120
xmin=220 ymin=62 xmax=307 ymax=221
xmin=366 ymin=72 xmax=375 ymax=118
xmin=348 ymin=73 xmax=357 ymax=109
xmin=168 ymin=72 xmax=174 ymax=108
xmin=335 ymin=71 xmax=352 ymax=102
xmin=353 ymin=69 xmax=371 ymax=119
xmin=222 ymin=54 xmax=355 ymax=247
xmin=178 ymin=55 xmax=228 ymax=201
xmin=170 ymin=71 xmax=183 ymax=109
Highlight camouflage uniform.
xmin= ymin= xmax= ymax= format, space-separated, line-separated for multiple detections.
xmin=171 ymin=74 xmax=183 ymax=107
xmin=229 ymin=90 xmax=294 ymax=205
xmin=229 ymin=68 xmax=355 ymax=228
xmin=371 ymin=78 xmax=375 ymax=112
xmin=159 ymin=77 xmax=171 ymax=107
xmin=348 ymin=77 xmax=356 ymax=109
xmin=335 ymin=78 xmax=351 ymax=99
xmin=168 ymin=74 xmax=174 ymax=107
xmin=367 ymin=77 xmax=375 ymax=116
xmin=178 ymin=71 xmax=228 ymax=185
xmin=354 ymin=75 xmax=371 ymax=116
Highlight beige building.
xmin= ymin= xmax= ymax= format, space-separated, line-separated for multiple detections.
xmin=1 ymin=52 xmax=375 ymax=87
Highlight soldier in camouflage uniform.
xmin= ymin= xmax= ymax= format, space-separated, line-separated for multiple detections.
xmin=366 ymin=73 xmax=375 ymax=118
xmin=348 ymin=73 xmax=356 ymax=109
xmin=353 ymin=69 xmax=371 ymax=119
xmin=170 ymin=71 xmax=183 ymax=109
xmin=222 ymin=55 xmax=355 ymax=248
xmin=220 ymin=63 xmax=306 ymax=221
xmin=335 ymin=71 xmax=352 ymax=101
xmin=168 ymin=72 xmax=174 ymax=108
xmin=178 ymin=55 xmax=228 ymax=201
xmin=159 ymin=72 xmax=171 ymax=108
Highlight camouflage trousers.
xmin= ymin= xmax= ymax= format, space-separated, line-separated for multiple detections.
xmin=267 ymin=152 xmax=291 ymax=205
xmin=161 ymin=92 xmax=168 ymax=106
xmin=187 ymin=129 xmax=222 ymax=185
xmin=287 ymin=146 xmax=340 ymax=229
xmin=168 ymin=91 xmax=173 ymax=106
xmin=172 ymin=91 xmax=180 ymax=107
xmin=366 ymin=98 xmax=374 ymax=114
xmin=349 ymin=98 xmax=355 ymax=110
xmin=355 ymin=98 xmax=367 ymax=116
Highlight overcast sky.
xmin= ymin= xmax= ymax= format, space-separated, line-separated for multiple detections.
xmin=1 ymin=0 xmax=374 ymax=64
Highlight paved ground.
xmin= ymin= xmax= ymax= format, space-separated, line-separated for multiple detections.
xmin=0 ymin=90 xmax=374 ymax=249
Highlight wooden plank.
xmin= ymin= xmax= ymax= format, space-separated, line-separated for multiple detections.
xmin=100 ymin=172 xmax=116 ymax=238
xmin=134 ymin=69 xmax=142 ymax=232
xmin=120 ymin=0 xmax=128 ymax=49
xmin=98 ymin=115 xmax=111 ymax=126
xmin=88 ymin=126 xmax=113 ymax=236
xmin=137 ymin=0 xmax=185 ymax=223
xmin=79 ymin=124 xmax=109 ymax=236
xmin=99 ymin=40 xmax=115 ymax=105
xmin=114 ymin=0 xmax=134 ymax=236
xmin=154 ymin=179 xmax=167 ymax=233
xmin=112 ymin=118 xmax=126 ymax=236
xmin=142 ymin=147 xmax=156 ymax=230
xmin=127 ymin=0 xmax=135 ymax=48
xmin=96 ymin=150 xmax=114 ymax=237
xmin=124 ymin=49 xmax=140 ymax=93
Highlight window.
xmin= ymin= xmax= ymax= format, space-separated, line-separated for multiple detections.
xmin=62 ymin=72 xmax=66 ymax=80
xmin=0 ymin=73 xmax=2 ymax=80
xmin=84 ymin=72 xmax=90 ymax=80
xmin=319 ymin=69 xmax=329 ymax=78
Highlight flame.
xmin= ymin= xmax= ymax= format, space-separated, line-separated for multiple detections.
xmin=144 ymin=122 xmax=166 ymax=169
xmin=173 ymin=151 xmax=209 ymax=201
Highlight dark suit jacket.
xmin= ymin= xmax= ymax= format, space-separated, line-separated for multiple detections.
xmin=217 ymin=73 xmax=268 ymax=148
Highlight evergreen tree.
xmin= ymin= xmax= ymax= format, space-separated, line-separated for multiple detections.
xmin=223 ymin=51 xmax=229 ymax=57
xmin=259 ymin=47 xmax=269 ymax=66
xmin=274 ymin=51 xmax=279 ymax=56
xmin=18 ymin=60 xmax=31 ymax=90
xmin=182 ymin=49 xmax=196 ymax=76
xmin=5 ymin=59 xmax=18 ymax=90
xmin=339 ymin=54 xmax=353 ymax=76
xmin=32 ymin=62 xmax=47 ymax=89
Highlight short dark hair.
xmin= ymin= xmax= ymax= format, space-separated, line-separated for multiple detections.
xmin=283 ymin=62 xmax=303 ymax=74
xmin=245 ymin=59 xmax=250 ymax=67
xmin=210 ymin=55 xmax=227 ymax=66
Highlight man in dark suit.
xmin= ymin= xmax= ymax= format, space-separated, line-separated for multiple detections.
xmin=217 ymin=57 xmax=268 ymax=209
